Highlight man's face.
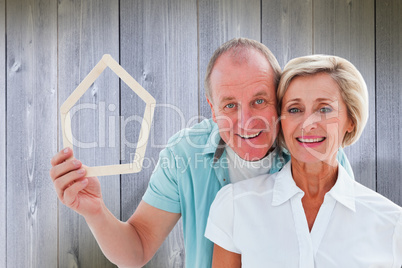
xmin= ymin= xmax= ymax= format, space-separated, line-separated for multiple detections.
xmin=207 ymin=49 xmax=279 ymax=161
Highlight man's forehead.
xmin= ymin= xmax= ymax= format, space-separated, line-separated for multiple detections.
xmin=225 ymin=47 xmax=266 ymax=65
xmin=216 ymin=90 xmax=273 ymax=102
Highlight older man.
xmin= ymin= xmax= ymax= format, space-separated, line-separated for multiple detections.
xmin=50 ymin=38 xmax=352 ymax=268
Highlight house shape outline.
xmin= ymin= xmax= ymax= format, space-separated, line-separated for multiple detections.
xmin=60 ymin=54 xmax=156 ymax=177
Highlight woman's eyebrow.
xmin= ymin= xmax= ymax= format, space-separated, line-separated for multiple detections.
xmin=283 ymin=98 xmax=301 ymax=104
xmin=315 ymin=97 xmax=338 ymax=103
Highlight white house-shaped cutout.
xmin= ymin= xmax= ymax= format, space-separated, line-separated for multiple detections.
xmin=60 ymin=54 xmax=156 ymax=177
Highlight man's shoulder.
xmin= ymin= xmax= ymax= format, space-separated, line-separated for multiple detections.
xmin=165 ymin=118 xmax=220 ymax=152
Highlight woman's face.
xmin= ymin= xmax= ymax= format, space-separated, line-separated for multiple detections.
xmin=280 ymin=73 xmax=354 ymax=165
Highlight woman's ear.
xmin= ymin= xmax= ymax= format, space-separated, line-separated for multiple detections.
xmin=346 ymin=118 xmax=355 ymax=133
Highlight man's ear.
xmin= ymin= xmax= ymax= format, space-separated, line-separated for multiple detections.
xmin=207 ymin=97 xmax=217 ymax=123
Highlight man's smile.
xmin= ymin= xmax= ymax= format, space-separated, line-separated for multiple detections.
xmin=236 ymin=131 xmax=263 ymax=139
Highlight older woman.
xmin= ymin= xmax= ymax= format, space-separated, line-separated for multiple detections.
xmin=204 ymin=55 xmax=402 ymax=267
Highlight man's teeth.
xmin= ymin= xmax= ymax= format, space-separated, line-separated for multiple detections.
xmin=239 ymin=131 xmax=261 ymax=139
xmin=297 ymin=137 xmax=325 ymax=143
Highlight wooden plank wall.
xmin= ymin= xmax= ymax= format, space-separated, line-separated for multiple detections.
xmin=119 ymin=1 xmax=197 ymax=266
xmin=1 ymin=0 xmax=401 ymax=267
xmin=376 ymin=0 xmax=402 ymax=206
xmin=57 ymin=0 xmax=121 ymax=267
xmin=6 ymin=0 xmax=58 ymax=267
xmin=0 ymin=0 xmax=6 ymax=266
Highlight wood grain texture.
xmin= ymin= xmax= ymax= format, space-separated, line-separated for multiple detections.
xmin=313 ymin=0 xmax=376 ymax=190
xmin=6 ymin=0 xmax=58 ymax=267
xmin=1 ymin=1 xmax=402 ymax=267
xmin=57 ymin=0 xmax=120 ymax=267
xmin=119 ymin=0 xmax=198 ymax=266
xmin=0 ymin=0 xmax=6 ymax=266
xmin=199 ymin=0 xmax=261 ymax=119
xmin=262 ymin=0 xmax=313 ymax=68
xmin=376 ymin=0 xmax=402 ymax=206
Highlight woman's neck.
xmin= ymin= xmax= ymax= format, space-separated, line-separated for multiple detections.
xmin=291 ymin=158 xmax=338 ymax=198
xmin=290 ymin=158 xmax=339 ymax=231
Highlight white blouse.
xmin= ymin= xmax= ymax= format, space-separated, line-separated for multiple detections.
xmin=205 ymin=162 xmax=402 ymax=268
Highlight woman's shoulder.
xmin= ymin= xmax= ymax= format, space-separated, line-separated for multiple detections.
xmin=230 ymin=172 xmax=278 ymax=199
xmin=353 ymin=181 xmax=402 ymax=223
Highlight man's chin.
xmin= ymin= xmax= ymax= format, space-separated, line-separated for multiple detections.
xmin=236 ymin=148 xmax=270 ymax=161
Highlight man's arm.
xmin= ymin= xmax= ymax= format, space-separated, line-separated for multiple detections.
xmin=85 ymin=201 xmax=180 ymax=267
xmin=50 ymin=148 xmax=180 ymax=267
xmin=337 ymin=147 xmax=355 ymax=179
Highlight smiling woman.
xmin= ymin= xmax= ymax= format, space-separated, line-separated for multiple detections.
xmin=204 ymin=55 xmax=402 ymax=268
xmin=277 ymin=55 xmax=369 ymax=151
xmin=280 ymin=72 xmax=355 ymax=165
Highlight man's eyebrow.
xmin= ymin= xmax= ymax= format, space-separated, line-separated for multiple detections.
xmin=253 ymin=91 xmax=269 ymax=97
xmin=219 ymin=91 xmax=270 ymax=102
xmin=219 ymin=96 xmax=235 ymax=103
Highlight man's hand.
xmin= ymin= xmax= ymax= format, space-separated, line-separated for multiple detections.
xmin=50 ymin=147 xmax=102 ymax=217
xmin=50 ymin=148 xmax=181 ymax=267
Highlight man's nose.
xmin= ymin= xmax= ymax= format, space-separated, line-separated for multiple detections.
xmin=237 ymin=105 xmax=255 ymax=129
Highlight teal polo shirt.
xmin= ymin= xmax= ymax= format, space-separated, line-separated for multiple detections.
xmin=143 ymin=118 xmax=353 ymax=268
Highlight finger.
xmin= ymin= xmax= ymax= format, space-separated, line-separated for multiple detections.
xmin=50 ymin=147 xmax=73 ymax=167
xmin=63 ymin=178 xmax=89 ymax=208
xmin=50 ymin=158 xmax=82 ymax=181
xmin=53 ymin=168 xmax=86 ymax=200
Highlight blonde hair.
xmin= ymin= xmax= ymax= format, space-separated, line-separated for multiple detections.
xmin=277 ymin=55 xmax=368 ymax=147
xmin=204 ymin=37 xmax=281 ymax=101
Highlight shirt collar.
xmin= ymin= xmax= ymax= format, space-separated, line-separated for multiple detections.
xmin=202 ymin=120 xmax=222 ymax=156
xmin=272 ymin=162 xmax=303 ymax=206
xmin=272 ymin=161 xmax=356 ymax=212
xmin=327 ymin=164 xmax=356 ymax=212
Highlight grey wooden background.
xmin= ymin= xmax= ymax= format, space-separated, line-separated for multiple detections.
xmin=1 ymin=0 xmax=401 ymax=267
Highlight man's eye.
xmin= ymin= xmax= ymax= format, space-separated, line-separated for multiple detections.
xmin=225 ymin=103 xmax=236 ymax=109
xmin=255 ymin=99 xmax=265 ymax=105
xmin=320 ymin=107 xmax=333 ymax=113
xmin=288 ymin=108 xmax=300 ymax=113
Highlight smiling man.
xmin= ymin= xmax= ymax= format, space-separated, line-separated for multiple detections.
xmin=207 ymin=47 xmax=279 ymax=161
xmin=50 ymin=38 xmax=353 ymax=268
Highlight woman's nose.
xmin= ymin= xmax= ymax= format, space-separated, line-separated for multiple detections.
xmin=301 ymin=111 xmax=321 ymax=133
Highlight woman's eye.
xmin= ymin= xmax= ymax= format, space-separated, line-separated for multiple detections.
xmin=320 ymin=107 xmax=333 ymax=113
xmin=288 ymin=107 xmax=300 ymax=113
xmin=255 ymin=99 xmax=265 ymax=105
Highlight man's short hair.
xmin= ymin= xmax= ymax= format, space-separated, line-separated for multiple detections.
xmin=204 ymin=38 xmax=281 ymax=101
xmin=277 ymin=54 xmax=369 ymax=147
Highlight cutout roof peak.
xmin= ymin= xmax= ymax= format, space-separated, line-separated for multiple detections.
xmin=61 ymin=54 xmax=156 ymax=177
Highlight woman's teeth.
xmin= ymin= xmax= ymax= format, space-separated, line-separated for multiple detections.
xmin=297 ymin=137 xmax=325 ymax=143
